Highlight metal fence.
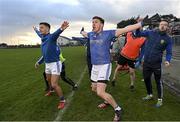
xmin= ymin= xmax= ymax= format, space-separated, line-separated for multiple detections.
xmin=163 ymin=35 xmax=180 ymax=95
xmin=172 ymin=35 xmax=180 ymax=46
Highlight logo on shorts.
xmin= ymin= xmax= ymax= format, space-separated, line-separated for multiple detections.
xmin=100 ymin=77 xmax=105 ymax=78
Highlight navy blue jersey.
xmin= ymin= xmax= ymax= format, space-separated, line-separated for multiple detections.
xmin=135 ymin=29 xmax=172 ymax=63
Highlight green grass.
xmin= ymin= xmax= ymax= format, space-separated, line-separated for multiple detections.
xmin=0 ymin=47 xmax=180 ymax=121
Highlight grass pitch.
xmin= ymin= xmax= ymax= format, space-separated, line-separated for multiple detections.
xmin=0 ymin=47 xmax=179 ymax=121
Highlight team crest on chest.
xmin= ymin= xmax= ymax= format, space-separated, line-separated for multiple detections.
xmin=160 ymin=39 xmax=165 ymax=44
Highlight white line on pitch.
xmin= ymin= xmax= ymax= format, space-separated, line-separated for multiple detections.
xmin=53 ymin=66 xmax=87 ymax=121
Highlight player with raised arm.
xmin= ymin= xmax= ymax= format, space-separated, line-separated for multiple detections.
xmin=33 ymin=21 xmax=69 ymax=109
xmin=81 ymin=16 xmax=143 ymax=121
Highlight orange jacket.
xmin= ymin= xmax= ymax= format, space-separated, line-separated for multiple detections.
xmin=121 ymin=32 xmax=145 ymax=60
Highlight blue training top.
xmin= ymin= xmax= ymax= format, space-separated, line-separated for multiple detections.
xmin=34 ymin=28 xmax=62 ymax=63
xmin=135 ymin=29 xmax=172 ymax=63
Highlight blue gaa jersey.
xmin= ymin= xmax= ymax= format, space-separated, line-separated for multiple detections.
xmin=88 ymin=30 xmax=116 ymax=65
xmin=35 ymin=28 xmax=62 ymax=63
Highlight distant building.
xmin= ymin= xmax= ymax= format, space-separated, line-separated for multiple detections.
xmin=57 ymin=36 xmax=80 ymax=46
xmin=0 ymin=43 xmax=8 ymax=48
xmin=57 ymin=36 xmax=70 ymax=46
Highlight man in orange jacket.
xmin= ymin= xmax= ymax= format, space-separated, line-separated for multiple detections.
xmin=112 ymin=31 xmax=145 ymax=90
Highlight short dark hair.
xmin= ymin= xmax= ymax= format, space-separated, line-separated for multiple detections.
xmin=92 ymin=16 xmax=105 ymax=24
xmin=39 ymin=22 xmax=51 ymax=29
xmin=160 ymin=19 xmax=169 ymax=24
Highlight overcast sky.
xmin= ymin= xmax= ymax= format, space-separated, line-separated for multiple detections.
xmin=0 ymin=0 xmax=180 ymax=45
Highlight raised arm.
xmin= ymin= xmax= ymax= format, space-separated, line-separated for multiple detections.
xmin=81 ymin=31 xmax=88 ymax=38
xmin=33 ymin=26 xmax=42 ymax=38
xmin=80 ymin=27 xmax=88 ymax=38
xmin=51 ymin=21 xmax=69 ymax=40
xmin=134 ymin=29 xmax=150 ymax=37
xmin=115 ymin=22 xmax=142 ymax=37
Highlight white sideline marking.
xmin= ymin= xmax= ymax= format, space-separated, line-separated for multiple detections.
xmin=54 ymin=66 xmax=87 ymax=121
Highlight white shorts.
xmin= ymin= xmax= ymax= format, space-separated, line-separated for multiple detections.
xmin=45 ymin=61 xmax=62 ymax=75
xmin=91 ymin=63 xmax=112 ymax=82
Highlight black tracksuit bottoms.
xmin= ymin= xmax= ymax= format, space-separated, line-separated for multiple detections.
xmin=143 ymin=62 xmax=163 ymax=99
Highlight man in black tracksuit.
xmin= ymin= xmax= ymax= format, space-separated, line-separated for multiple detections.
xmin=135 ymin=19 xmax=172 ymax=107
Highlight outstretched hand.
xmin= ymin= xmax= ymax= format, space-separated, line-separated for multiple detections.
xmin=61 ymin=21 xmax=69 ymax=31
xmin=33 ymin=26 xmax=37 ymax=30
xmin=80 ymin=27 xmax=84 ymax=34
xmin=35 ymin=62 xmax=39 ymax=69
xmin=164 ymin=61 xmax=170 ymax=67
xmin=80 ymin=27 xmax=88 ymax=37
xmin=136 ymin=17 xmax=144 ymax=23
xmin=137 ymin=15 xmax=149 ymax=26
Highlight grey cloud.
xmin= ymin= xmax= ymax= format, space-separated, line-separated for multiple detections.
xmin=0 ymin=0 xmax=179 ymax=43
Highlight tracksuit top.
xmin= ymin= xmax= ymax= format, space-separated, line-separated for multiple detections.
xmin=135 ymin=29 xmax=172 ymax=64
xmin=35 ymin=28 xmax=63 ymax=63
